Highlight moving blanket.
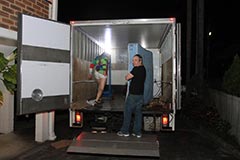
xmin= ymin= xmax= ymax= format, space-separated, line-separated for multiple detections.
xmin=128 ymin=43 xmax=153 ymax=105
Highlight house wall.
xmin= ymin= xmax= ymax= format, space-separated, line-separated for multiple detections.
xmin=0 ymin=0 xmax=50 ymax=31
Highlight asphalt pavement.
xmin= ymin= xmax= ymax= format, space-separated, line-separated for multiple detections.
xmin=1 ymin=110 xmax=240 ymax=160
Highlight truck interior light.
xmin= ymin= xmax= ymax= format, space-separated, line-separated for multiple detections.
xmin=169 ymin=17 xmax=175 ymax=22
xmin=70 ymin=21 xmax=75 ymax=24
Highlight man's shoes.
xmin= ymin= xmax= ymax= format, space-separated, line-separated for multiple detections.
xmin=132 ymin=133 xmax=142 ymax=138
xmin=86 ymin=99 xmax=103 ymax=107
xmin=98 ymin=98 xmax=103 ymax=104
xmin=117 ymin=131 xmax=129 ymax=137
xmin=95 ymin=100 xmax=102 ymax=105
xmin=86 ymin=99 xmax=96 ymax=106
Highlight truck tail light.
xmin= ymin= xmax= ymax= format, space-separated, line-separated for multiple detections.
xmin=162 ymin=114 xmax=169 ymax=127
xmin=75 ymin=111 xmax=83 ymax=126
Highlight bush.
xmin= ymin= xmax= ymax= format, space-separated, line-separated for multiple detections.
xmin=0 ymin=49 xmax=17 ymax=106
xmin=182 ymin=95 xmax=232 ymax=140
xmin=222 ymin=54 xmax=240 ymax=96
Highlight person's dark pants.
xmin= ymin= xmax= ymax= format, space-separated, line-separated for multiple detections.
xmin=120 ymin=94 xmax=144 ymax=135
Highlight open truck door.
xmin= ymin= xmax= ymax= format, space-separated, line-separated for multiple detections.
xmin=16 ymin=14 xmax=71 ymax=115
xmin=176 ymin=23 xmax=182 ymax=110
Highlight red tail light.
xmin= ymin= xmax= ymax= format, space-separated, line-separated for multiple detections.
xmin=75 ymin=111 xmax=82 ymax=124
xmin=162 ymin=114 xmax=169 ymax=126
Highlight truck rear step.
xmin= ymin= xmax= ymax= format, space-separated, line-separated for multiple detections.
xmin=67 ymin=132 xmax=160 ymax=157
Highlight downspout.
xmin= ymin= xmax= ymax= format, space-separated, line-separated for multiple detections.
xmin=49 ymin=0 xmax=58 ymax=20
xmin=48 ymin=0 xmax=58 ymax=141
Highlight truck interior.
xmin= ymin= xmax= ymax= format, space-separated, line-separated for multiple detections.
xmin=70 ymin=19 xmax=176 ymax=109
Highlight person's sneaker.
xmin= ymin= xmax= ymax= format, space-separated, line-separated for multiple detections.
xmin=98 ymin=98 xmax=103 ymax=103
xmin=95 ymin=100 xmax=102 ymax=105
xmin=117 ymin=131 xmax=129 ymax=137
xmin=86 ymin=99 xmax=96 ymax=106
xmin=132 ymin=133 xmax=142 ymax=138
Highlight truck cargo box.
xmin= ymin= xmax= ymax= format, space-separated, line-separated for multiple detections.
xmin=17 ymin=13 xmax=181 ymax=157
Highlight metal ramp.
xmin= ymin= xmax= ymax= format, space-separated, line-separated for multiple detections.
xmin=67 ymin=132 xmax=160 ymax=158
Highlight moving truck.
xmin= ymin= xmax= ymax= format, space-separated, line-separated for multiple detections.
xmin=17 ymin=13 xmax=181 ymax=157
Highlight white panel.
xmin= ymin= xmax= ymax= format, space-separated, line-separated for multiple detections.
xmin=22 ymin=14 xmax=70 ymax=50
xmin=21 ymin=60 xmax=69 ymax=98
xmin=161 ymin=30 xmax=173 ymax=64
xmin=151 ymin=50 xmax=161 ymax=82
xmin=111 ymin=70 xmax=128 ymax=85
xmin=154 ymin=56 xmax=161 ymax=97
xmin=0 ymin=44 xmax=16 ymax=55
xmin=0 ymin=27 xmax=17 ymax=46
xmin=151 ymin=50 xmax=161 ymax=98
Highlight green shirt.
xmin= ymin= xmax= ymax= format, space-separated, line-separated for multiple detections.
xmin=91 ymin=54 xmax=109 ymax=75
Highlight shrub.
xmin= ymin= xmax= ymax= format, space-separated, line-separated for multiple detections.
xmin=0 ymin=49 xmax=17 ymax=106
xmin=222 ymin=54 xmax=240 ymax=96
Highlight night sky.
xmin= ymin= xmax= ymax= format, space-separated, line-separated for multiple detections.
xmin=57 ymin=0 xmax=186 ymax=23
xmin=205 ymin=1 xmax=240 ymax=79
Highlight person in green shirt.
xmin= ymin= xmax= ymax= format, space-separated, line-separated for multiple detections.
xmin=87 ymin=52 xmax=110 ymax=106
